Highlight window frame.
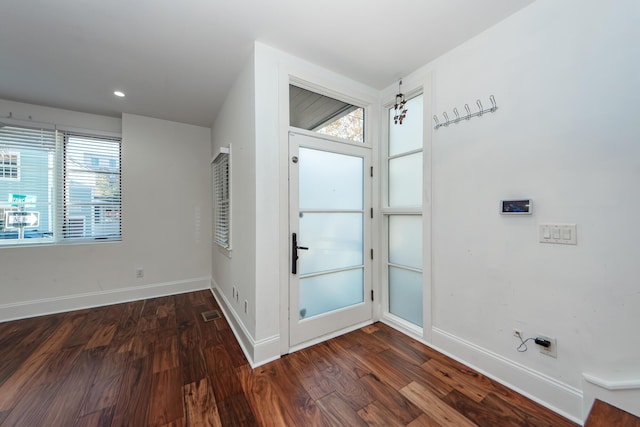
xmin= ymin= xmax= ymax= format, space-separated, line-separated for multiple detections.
xmin=0 ymin=120 xmax=122 ymax=246
xmin=212 ymin=145 xmax=231 ymax=252
xmin=381 ymin=91 xmax=425 ymax=333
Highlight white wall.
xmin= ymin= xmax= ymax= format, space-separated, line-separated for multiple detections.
xmin=0 ymin=101 xmax=212 ymax=320
xmin=210 ymin=54 xmax=258 ymax=344
xmin=383 ymin=0 xmax=640 ymax=421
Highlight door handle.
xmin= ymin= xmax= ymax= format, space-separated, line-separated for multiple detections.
xmin=292 ymin=233 xmax=308 ymax=275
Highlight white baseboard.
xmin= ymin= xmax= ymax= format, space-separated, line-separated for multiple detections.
xmin=209 ymin=279 xmax=281 ymax=368
xmin=583 ymin=374 xmax=640 ymax=420
xmin=0 ymin=276 xmax=210 ymax=322
xmin=428 ymin=327 xmax=583 ymax=424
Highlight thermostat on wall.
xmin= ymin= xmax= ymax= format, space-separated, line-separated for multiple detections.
xmin=500 ymin=199 xmax=532 ymax=215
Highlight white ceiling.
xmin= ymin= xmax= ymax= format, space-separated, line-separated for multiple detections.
xmin=0 ymin=0 xmax=534 ymax=127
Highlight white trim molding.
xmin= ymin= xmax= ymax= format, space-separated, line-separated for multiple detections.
xmin=210 ymin=279 xmax=280 ymax=368
xmin=429 ymin=327 xmax=583 ymax=424
xmin=582 ymin=373 xmax=640 ymax=420
xmin=0 ymin=276 xmax=210 ymax=322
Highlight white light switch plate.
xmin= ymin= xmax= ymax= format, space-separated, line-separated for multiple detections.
xmin=539 ymin=224 xmax=577 ymax=245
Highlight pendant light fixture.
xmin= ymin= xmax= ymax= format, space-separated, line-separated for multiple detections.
xmin=393 ymin=79 xmax=408 ymax=125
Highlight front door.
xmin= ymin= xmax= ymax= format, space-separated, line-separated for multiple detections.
xmin=289 ymin=132 xmax=372 ymax=347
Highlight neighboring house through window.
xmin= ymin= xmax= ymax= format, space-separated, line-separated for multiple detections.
xmin=0 ymin=151 xmax=19 ymax=180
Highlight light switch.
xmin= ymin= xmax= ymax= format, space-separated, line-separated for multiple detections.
xmin=539 ymin=224 xmax=577 ymax=245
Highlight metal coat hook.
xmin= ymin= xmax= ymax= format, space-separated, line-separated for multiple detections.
xmin=433 ymin=95 xmax=498 ymax=130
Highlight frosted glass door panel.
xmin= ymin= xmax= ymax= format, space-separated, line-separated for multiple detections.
xmin=389 ymin=153 xmax=423 ymax=207
xmin=389 ymin=215 xmax=422 ymax=269
xmin=299 ymin=147 xmax=363 ymax=210
xmin=389 ymin=95 xmax=423 ymax=156
xmin=299 ymin=213 xmax=363 ymax=275
xmin=389 ymin=267 xmax=423 ymax=327
xmin=299 ymin=269 xmax=364 ymax=319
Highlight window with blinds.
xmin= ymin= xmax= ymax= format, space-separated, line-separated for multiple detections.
xmin=0 ymin=122 xmax=121 ymax=245
xmin=213 ymin=147 xmax=230 ymax=249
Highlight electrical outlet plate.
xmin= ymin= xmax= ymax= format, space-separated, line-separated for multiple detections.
xmin=135 ymin=268 xmax=144 ymax=278
xmin=537 ymin=335 xmax=557 ymax=358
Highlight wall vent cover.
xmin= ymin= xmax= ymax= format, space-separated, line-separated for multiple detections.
xmin=201 ymin=310 xmax=221 ymax=322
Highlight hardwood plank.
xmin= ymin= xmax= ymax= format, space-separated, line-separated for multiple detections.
xmin=400 ymin=381 xmax=478 ymax=427
xmin=34 ymin=344 xmax=84 ymax=385
xmin=306 ymin=344 xmax=374 ymax=412
xmin=357 ymin=400 xmax=406 ymax=427
xmin=333 ymin=328 xmax=389 ymax=354
xmin=0 ymin=381 xmax=63 ymax=426
xmin=177 ymin=326 xmax=207 ymax=385
xmin=80 ymin=374 xmax=123 ymax=416
xmin=307 ymin=340 xmax=370 ymax=380
xmin=585 ymin=399 xmax=640 ymax=427
xmin=263 ymin=360 xmax=330 ymax=426
xmin=110 ymin=356 xmax=153 ymax=427
xmin=347 ymin=343 xmax=413 ymax=390
xmin=213 ymin=325 xmax=245 ymax=367
xmin=371 ymin=324 xmax=432 ymax=365
xmin=316 ymin=392 xmax=367 ymax=426
xmin=406 ymin=413 xmax=444 ymax=427
xmin=280 ymin=350 xmax=334 ymax=401
xmin=147 ymin=368 xmax=184 ymax=427
xmin=183 ymin=378 xmax=223 ymax=427
xmin=376 ymin=348 xmax=453 ymax=397
xmin=442 ymin=389 xmax=551 ymax=427
xmin=237 ymin=364 xmax=296 ymax=426
xmin=203 ymin=345 xmax=243 ymax=401
xmin=421 ymin=358 xmax=489 ymax=403
xmin=359 ymin=373 xmax=423 ymax=424
xmin=216 ymin=393 xmax=258 ymax=427
xmin=152 ymin=334 xmax=179 ymax=373
xmin=74 ymin=407 xmax=115 ymax=427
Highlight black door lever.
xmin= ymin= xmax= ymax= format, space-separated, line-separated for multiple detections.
xmin=292 ymin=233 xmax=308 ymax=275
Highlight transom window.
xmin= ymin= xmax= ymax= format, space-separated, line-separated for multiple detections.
xmin=289 ymin=85 xmax=365 ymax=143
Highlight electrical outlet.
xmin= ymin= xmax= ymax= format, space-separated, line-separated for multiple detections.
xmin=244 ymin=300 xmax=248 ymax=314
xmin=135 ymin=268 xmax=144 ymax=278
xmin=513 ymin=328 xmax=522 ymax=338
xmin=536 ymin=335 xmax=557 ymax=358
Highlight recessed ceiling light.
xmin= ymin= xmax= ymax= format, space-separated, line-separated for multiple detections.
xmin=113 ymin=90 xmax=125 ymax=97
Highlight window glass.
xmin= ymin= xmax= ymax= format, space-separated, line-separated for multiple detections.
xmin=389 ymin=95 xmax=423 ymax=156
xmin=290 ymin=85 xmax=365 ymax=143
xmin=389 ymin=152 xmax=422 ymax=207
xmin=0 ymin=124 xmax=121 ymax=245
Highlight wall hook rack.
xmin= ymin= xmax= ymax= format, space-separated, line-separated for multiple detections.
xmin=433 ymin=95 xmax=497 ymax=129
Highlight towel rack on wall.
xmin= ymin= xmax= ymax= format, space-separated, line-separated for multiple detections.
xmin=433 ymin=95 xmax=497 ymax=129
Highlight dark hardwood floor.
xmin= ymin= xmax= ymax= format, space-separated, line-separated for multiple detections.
xmin=0 ymin=290 xmax=579 ymax=426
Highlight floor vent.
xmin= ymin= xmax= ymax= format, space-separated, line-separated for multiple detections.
xmin=201 ymin=310 xmax=221 ymax=322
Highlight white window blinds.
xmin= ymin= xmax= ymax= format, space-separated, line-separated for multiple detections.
xmin=0 ymin=122 xmax=121 ymax=245
xmin=0 ymin=125 xmax=56 ymax=241
xmin=61 ymin=132 xmax=121 ymax=240
xmin=213 ymin=148 xmax=230 ymax=249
